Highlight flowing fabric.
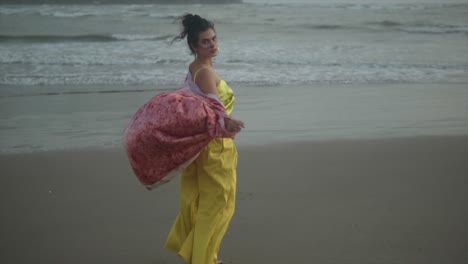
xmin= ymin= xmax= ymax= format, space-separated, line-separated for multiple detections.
xmin=123 ymin=72 xmax=236 ymax=189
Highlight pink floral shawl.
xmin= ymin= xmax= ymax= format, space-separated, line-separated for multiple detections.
xmin=123 ymin=72 xmax=236 ymax=189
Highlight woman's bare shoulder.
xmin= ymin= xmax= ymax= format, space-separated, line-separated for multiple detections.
xmin=191 ymin=64 xmax=217 ymax=81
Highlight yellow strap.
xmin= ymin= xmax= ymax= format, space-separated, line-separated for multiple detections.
xmin=192 ymin=66 xmax=211 ymax=82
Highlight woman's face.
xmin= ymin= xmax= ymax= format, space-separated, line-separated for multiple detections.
xmin=194 ymin=28 xmax=218 ymax=58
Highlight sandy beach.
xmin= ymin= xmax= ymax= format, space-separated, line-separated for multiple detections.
xmin=1 ymin=135 xmax=467 ymax=264
xmin=2 ymin=2 xmax=468 ymax=263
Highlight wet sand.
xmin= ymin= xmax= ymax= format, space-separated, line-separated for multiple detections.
xmin=1 ymin=135 xmax=467 ymax=264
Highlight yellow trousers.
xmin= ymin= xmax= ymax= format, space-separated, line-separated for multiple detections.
xmin=165 ymin=138 xmax=238 ymax=264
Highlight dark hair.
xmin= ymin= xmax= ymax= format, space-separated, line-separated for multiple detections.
xmin=173 ymin=13 xmax=215 ymax=55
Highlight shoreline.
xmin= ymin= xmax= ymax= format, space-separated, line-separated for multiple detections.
xmin=1 ymin=133 xmax=468 ymax=156
xmin=1 ymin=134 xmax=467 ymax=263
xmin=2 ymin=81 xmax=468 ymax=154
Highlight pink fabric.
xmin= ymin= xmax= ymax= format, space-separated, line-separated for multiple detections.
xmin=123 ymin=73 xmax=236 ymax=188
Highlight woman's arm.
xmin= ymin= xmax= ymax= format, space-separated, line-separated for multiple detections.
xmin=194 ymin=68 xmax=219 ymax=96
xmin=195 ymin=67 xmax=245 ymax=133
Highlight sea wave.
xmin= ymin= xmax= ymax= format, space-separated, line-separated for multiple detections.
xmin=0 ymin=56 xmax=186 ymax=66
xmin=339 ymin=3 xmax=468 ymax=11
xmin=0 ymin=7 xmax=102 ymax=17
xmin=1 ymin=63 xmax=465 ymax=87
xmin=299 ymin=24 xmax=351 ymax=30
xmin=367 ymin=20 xmax=403 ymax=27
xmin=0 ymin=6 xmax=178 ymax=18
xmin=35 ymin=10 xmax=97 ymax=17
xmin=148 ymin=13 xmax=180 ymax=19
xmin=1 ymin=88 xmax=165 ymax=98
xmin=367 ymin=21 xmax=468 ymax=34
xmin=400 ymin=24 xmax=468 ymax=34
xmin=267 ymin=3 xmax=468 ymax=11
xmin=298 ymin=21 xmax=468 ymax=35
xmin=0 ymin=34 xmax=174 ymax=43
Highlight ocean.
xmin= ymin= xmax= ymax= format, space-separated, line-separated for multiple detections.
xmin=1 ymin=1 xmax=468 ymax=153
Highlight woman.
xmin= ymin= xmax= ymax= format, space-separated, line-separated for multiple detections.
xmin=164 ymin=13 xmax=244 ymax=264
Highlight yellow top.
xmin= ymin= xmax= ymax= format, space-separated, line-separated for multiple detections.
xmin=192 ymin=67 xmax=235 ymax=115
xmin=217 ymin=79 xmax=235 ymax=115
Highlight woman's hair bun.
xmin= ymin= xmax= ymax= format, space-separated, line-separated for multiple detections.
xmin=182 ymin=13 xmax=201 ymax=29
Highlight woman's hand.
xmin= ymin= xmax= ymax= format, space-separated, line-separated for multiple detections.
xmin=224 ymin=117 xmax=245 ymax=133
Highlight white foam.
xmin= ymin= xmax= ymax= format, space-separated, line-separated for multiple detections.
xmin=111 ymin=34 xmax=170 ymax=41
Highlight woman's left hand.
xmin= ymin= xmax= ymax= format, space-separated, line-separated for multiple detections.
xmin=225 ymin=117 xmax=245 ymax=133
